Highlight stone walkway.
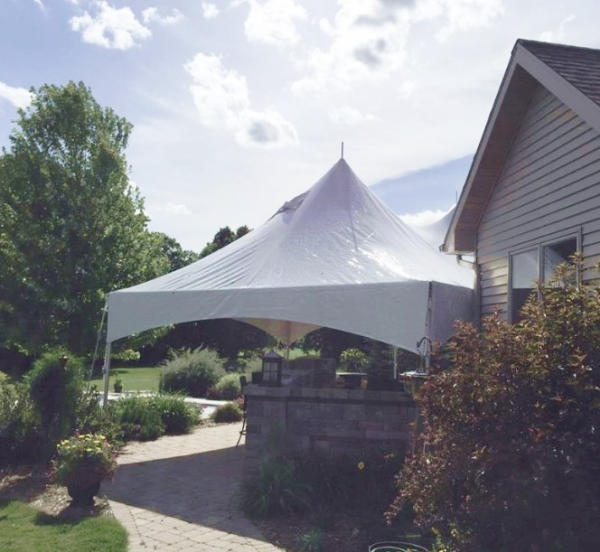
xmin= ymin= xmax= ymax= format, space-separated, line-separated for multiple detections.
xmin=102 ymin=423 xmax=284 ymax=551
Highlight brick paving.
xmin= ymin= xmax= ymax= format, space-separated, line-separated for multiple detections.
xmin=102 ymin=423 xmax=283 ymax=551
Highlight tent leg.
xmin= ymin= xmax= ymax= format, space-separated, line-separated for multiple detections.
xmin=102 ymin=342 xmax=112 ymax=408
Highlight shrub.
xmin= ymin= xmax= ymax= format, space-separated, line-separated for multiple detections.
xmin=339 ymin=348 xmax=368 ymax=372
xmin=25 ymin=349 xmax=85 ymax=441
xmin=75 ymin=390 xmax=124 ymax=446
xmin=238 ymin=457 xmax=312 ymax=517
xmin=211 ymin=402 xmax=243 ymax=423
xmin=159 ymin=347 xmax=224 ymax=397
xmin=297 ymin=527 xmax=324 ymax=552
xmin=239 ymin=447 xmax=403 ymax=523
xmin=388 ymin=259 xmax=600 ymax=552
xmin=148 ymin=394 xmax=200 ymax=434
xmin=114 ymin=395 xmax=165 ymax=441
xmin=212 ymin=373 xmax=242 ymax=400
xmin=0 ymin=382 xmax=42 ymax=467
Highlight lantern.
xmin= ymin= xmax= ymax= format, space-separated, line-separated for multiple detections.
xmin=261 ymin=350 xmax=283 ymax=386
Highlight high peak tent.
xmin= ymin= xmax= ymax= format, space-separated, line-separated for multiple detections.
xmin=408 ymin=207 xmax=457 ymax=251
xmin=104 ymin=159 xmax=474 ymax=373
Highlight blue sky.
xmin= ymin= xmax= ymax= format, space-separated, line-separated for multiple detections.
xmin=1 ymin=0 xmax=599 ymax=251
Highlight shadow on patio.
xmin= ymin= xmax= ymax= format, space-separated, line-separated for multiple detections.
xmin=102 ymin=445 xmax=265 ymax=540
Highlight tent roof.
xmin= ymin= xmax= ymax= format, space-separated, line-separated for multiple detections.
xmin=125 ymin=160 xmax=471 ymax=292
xmin=107 ymin=160 xmax=474 ymax=351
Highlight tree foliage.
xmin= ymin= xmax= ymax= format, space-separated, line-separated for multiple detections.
xmin=0 ymin=82 xmax=169 ymax=354
xmin=200 ymin=225 xmax=250 ymax=259
xmin=387 ymin=259 xmax=600 ymax=551
xmin=152 ymin=232 xmax=199 ymax=271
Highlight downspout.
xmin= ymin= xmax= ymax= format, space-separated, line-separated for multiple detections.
xmin=456 ymin=254 xmax=480 ymax=330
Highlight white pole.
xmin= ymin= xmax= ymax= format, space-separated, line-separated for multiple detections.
xmin=102 ymin=341 xmax=112 ymax=408
xmin=393 ymin=346 xmax=398 ymax=380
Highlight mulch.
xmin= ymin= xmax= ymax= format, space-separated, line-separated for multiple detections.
xmin=0 ymin=465 xmax=112 ymax=520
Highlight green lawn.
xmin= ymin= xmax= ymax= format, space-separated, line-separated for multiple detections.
xmin=0 ymin=500 xmax=128 ymax=552
xmin=88 ymin=348 xmax=319 ymax=394
xmin=89 ymin=366 xmax=161 ymax=393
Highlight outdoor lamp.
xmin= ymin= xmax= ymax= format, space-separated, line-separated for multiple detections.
xmin=261 ymin=350 xmax=283 ymax=386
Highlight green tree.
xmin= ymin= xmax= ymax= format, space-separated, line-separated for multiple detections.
xmin=387 ymin=260 xmax=600 ymax=551
xmin=0 ymin=82 xmax=168 ymax=355
xmin=152 ymin=232 xmax=199 ymax=271
xmin=200 ymin=225 xmax=250 ymax=258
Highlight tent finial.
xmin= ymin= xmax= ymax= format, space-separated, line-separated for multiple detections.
xmin=341 ymin=142 xmax=344 ymax=159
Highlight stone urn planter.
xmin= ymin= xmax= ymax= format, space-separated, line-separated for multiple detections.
xmin=54 ymin=433 xmax=116 ymax=507
xmin=66 ymin=478 xmax=102 ymax=507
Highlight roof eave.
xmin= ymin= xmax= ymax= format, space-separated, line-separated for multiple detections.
xmin=443 ymin=40 xmax=600 ymax=255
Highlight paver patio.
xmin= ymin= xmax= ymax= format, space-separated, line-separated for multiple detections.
xmin=102 ymin=422 xmax=283 ymax=551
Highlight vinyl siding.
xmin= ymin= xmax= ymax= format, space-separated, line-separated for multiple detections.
xmin=477 ymin=84 xmax=600 ymax=319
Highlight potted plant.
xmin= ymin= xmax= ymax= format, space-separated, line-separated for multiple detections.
xmin=53 ymin=433 xmax=117 ymax=507
xmin=113 ymin=377 xmax=123 ymax=393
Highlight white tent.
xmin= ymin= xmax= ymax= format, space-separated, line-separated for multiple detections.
xmin=408 ymin=207 xmax=457 ymax=252
xmin=103 ymin=159 xmax=474 ymax=397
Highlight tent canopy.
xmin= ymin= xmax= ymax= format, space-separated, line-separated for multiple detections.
xmin=106 ymin=160 xmax=474 ymax=354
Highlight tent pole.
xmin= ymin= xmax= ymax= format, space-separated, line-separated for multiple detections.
xmin=102 ymin=341 xmax=112 ymax=408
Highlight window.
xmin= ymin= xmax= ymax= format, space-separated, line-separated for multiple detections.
xmin=509 ymin=248 xmax=538 ymax=323
xmin=542 ymin=237 xmax=578 ymax=284
xmin=509 ymin=236 xmax=578 ymax=322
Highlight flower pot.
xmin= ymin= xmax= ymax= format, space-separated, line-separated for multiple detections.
xmin=67 ymin=479 xmax=102 ymax=507
xmin=113 ymin=383 xmax=123 ymax=393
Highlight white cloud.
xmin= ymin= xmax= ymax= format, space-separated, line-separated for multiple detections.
xmin=244 ymin=0 xmax=307 ymax=46
xmin=186 ymin=53 xmax=250 ymax=128
xmin=540 ymin=14 xmax=576 ymax=42
xmin=165 ymin=203 xmax=191 ymax=215
xmin=397 ymin=80 xmax=417 ymax=99
xmin=142 ymin=7 xmax=184 ymax=26
xmin=293 ymin=0 xmax=504 ymax=95
xmin=399 ymin=208 xmax=450 ymax=227
xmin=185 ymin=53 xmax=298 ymax=148
xmin=70 ymin=1 xmax=151 ymax=50
xmin=236 ymin=109 xmax=298 ymax=148
xmin=0 ymin=82 xmax=33 ymax=109
xmin=436 ymin=0 xmax=504 ymax=42
xmin=292 ymin=1 xmax=412 ymax=95
xmin=148 ymin=202 xmax=191 ymax=216
xmin=328 ymin=106 xmax=377 ymax=125
xmin=202 ymin=2 xmax=220 ymax=20
xmin=33 ymin=0 xmax=46 ymax=12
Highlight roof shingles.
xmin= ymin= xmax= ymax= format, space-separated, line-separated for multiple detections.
xmin=519 ymin=39 xmax=600 ymax=106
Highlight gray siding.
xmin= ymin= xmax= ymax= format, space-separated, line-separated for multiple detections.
xmin=477 ymin=84 xmax=600 ymax=319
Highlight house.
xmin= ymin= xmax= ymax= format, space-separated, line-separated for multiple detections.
xmin=443 ymin=39 xmax=600 ymax=323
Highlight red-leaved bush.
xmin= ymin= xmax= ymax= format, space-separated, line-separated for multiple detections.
xmin=387 ymin=259 xmax=600 ymax=552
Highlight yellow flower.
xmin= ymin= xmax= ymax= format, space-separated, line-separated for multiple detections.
xmin=357 ymin=461 xmax=365 ymax=470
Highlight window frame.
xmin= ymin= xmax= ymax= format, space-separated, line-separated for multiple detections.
xmin=507 ymin=229 xmax=581 ymax=323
